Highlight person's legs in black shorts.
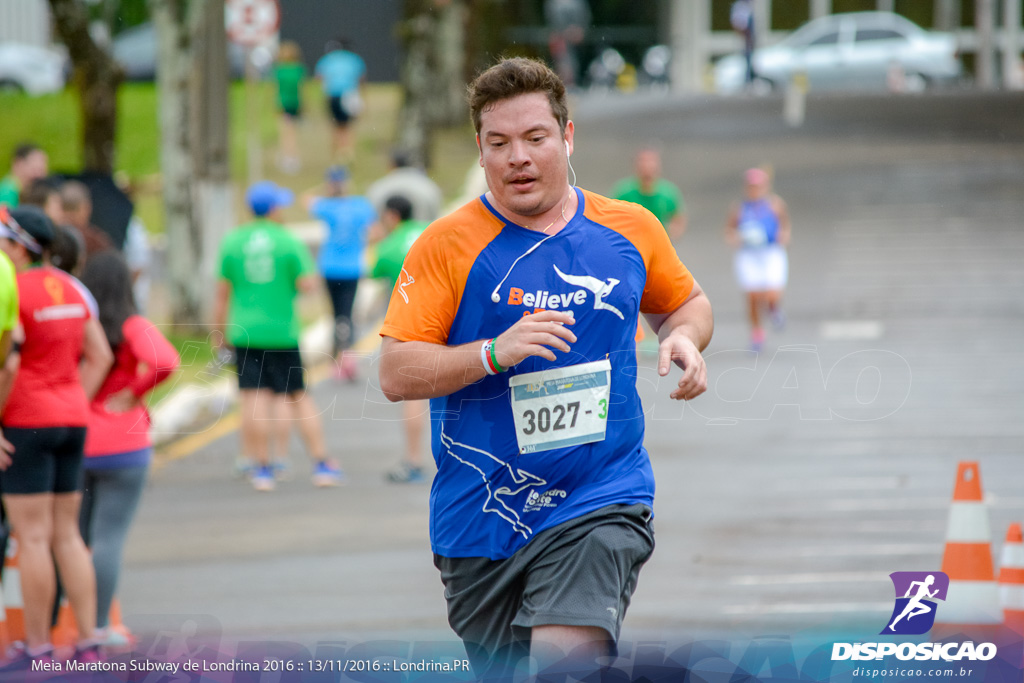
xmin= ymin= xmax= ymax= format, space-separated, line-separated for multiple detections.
xmin=0 ymin=426 xmax=91 ymax=648
xmin=235 ymin=347 xmax=306 ymax=474
xmin=435 ymin=503 xmax=655 ymax=680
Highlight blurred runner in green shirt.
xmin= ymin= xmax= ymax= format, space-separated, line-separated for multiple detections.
xmin=273 ymin=41 xmax=306 ymax=174
xmin=371 ymin=195 xmax=429 ymax=485
xmin=611 ymin=147 xmax=687 ymax=240
xmin=0 ymin=144 xmax=49 ymax=208
xmin=213 ymin=181 xmax=342 ymax=492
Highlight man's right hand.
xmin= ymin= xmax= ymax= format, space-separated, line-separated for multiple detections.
xmin=493 ymin=310 xmax=577 ymax=368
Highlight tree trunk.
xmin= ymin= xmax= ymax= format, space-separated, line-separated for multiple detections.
xmin=397 ymin=0 xmax=438 ymax=168
xmin=48 ymin=0 xmax=123 ymax=174
xmin=398 ymin=0 xmax=468 ymax=168
xmin=150 ymin=0 xmax=203 ymax=326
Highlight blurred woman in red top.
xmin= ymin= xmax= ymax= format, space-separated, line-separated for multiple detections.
xmin=78 ymin=251 xmax=179 ymax=645
xmin=0 ymin=207 xmax=113 ymax=668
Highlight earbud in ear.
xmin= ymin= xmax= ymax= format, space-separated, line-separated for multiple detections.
xmin=565 ymin=141 xmax=570 ymax=156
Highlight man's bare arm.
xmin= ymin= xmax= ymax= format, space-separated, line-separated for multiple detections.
xmin=644 ymin=281 xmax=713 ymax=401
xmin=379 ymin=310 xmax=577 ymax=402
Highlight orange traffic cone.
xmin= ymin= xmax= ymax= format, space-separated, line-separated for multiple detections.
xmin=2 ymin=537 xmax=25 ymax=645
xmin=50 ymin=599 xmax=77 ymax=648
xmin=998 ymin=522 xmax=1024 ymax=634
xmin=932 ymin=462 xmax=1001 ymax=637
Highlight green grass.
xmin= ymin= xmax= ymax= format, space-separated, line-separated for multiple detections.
xmin=0 ymin=80 xmax=480 ymax=234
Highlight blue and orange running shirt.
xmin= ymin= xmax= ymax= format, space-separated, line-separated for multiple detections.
xmin=380 ymin=188 xmax=695 ymax=560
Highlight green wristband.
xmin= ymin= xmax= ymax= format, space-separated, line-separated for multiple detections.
xmin=489 ymin=339 xmax=505 ymax=373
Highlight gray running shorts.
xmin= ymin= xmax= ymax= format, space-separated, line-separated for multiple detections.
xmin=434 ymin=503 xmax=655 ymax=679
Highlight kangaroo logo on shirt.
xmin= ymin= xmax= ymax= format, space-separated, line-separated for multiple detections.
xmin=397 ymin=268 xmax=415 ymax=303
xmin=552 ymin=265 xmax=625 ymax=320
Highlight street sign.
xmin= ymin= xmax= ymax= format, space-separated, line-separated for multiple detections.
xmin=225 ymin=0 xmax=279 ymax=47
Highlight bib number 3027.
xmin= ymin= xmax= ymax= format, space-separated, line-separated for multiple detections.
xmin=509 ymin=359 xmax=611 ymax=455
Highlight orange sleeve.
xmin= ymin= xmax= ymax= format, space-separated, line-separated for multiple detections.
xmin=583 ymin=190 xmax=694 ymax=315
xmin=638 ymin=209 xmax=694 ymax=314
xmin=379 ymin=200 xmax=504 ymax=344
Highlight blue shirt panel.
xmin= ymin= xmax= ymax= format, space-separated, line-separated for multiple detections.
xmin=738 ymin=197 xmax=780 ymax=245
xmin=312 ymin=196 xmax=376 ymax=279
xmin=428 ymin=189 xmax=655 ymax=560
xmin=315 ymin=51 xmax=365 ymax=96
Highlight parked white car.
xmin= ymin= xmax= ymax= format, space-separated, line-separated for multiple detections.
xmin=714 ymin=12 xmax=962 ymax=94
xmin=0 ymin=42 xmax=67 ymax=95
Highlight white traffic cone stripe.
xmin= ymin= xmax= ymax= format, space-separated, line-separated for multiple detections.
xmin=1001 ymin=585 xmax=1024 ymax=606
xmin=937 ymin=581 xmax=1002 ymax=624
xmin=946 ymin=503 xmax=992 ymax=542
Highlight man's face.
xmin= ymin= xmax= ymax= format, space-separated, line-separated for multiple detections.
xmin=635 ymin=150 xmax=661 ymax=184
xmin=14 ymin=150 xmax=48 ymax=184
xmin=477 ymin=92 xmax=573 ymax=221
xmin=745 ymin=179 xmax=768 ymax=200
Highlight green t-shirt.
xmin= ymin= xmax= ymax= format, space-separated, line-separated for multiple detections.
xmin=0 ymin=176 xmax=20 ymax=207
xmin=273 ymin=62 xmax=306 ymax=111
xmin=611 ymin=177 xmax=684 ymax=229
xmin=0 ymin=251 xmax=18 ymax=334
xmin=217 ymin=220 xmax=315 ymax=349
xmin=371 ymin=219 xmax=428 ymax=287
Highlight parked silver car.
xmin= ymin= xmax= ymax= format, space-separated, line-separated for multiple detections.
xmin=0 ymin=42 xmax=67 ymax=95
xmin=714 ymin=12 xmax=962 ymax=94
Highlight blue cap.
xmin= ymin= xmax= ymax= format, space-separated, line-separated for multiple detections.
xmin=326 ymin=165 xmax=349 ymax=184
xmin=246 ymin=181 xmax=294 ymax=216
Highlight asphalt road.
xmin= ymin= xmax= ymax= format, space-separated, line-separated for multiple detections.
xmin=121 ymin=90 xmax=1024 ymax=659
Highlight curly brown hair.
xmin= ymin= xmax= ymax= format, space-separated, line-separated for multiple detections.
xmin=468 ymin=57 xmax=568 ymax=136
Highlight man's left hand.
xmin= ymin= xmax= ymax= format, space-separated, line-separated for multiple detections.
xmin=657 ymin=333 xmax=707 ymax=401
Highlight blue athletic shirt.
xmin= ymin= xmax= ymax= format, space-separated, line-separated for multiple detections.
xmin=310 ymin=195 xmax=377 ymax=280
xmin=315 ymin=50 xmax=366 ymax=97
xmin=737 ymin=197 xmax=780 ymax=246
xmin=379 ymin=188 xmax=695 ymax=560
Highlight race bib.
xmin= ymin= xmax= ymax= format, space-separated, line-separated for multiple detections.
xmin=509 ymin=359 xmax=611 ymax=455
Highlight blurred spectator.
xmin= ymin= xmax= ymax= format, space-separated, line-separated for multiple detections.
xmin=366 ymin=150 xmax=443 ymax=223
xmin=370 ymin=196 xmax=429 ymax=484
xmin=315 ymin=38 xmax=366 ymax=163
xmin=302 ymin=166 xmax=376 ymax=381
xmin=48 ymin=225 xmax=85 ymax=277
xmin=612 ymin=148 xmax=687 ymax=240
xmin=114 ymin=174 xmax=152 ymax=314
xmin=20 ymin=178 xmax=66 ymax=226
xmin=60 ymin=181 xmax=114 ymax=258
xmin=79 ymin=251 xmax=179 ymax=647
xmin=273 ymin=41 xmax=307 ymax=174
xmin=0 ymin=210 xmax=17 ymax=367
xmin=545 ymin=0 xmax=590 ymax=88
xmin=213 ymin=181 xmax=342 ymax=492
xmin=0 ymin=206 xmax=112 ymax=669
xmin=730 ymin=0 xmax=757 ymax=85
xmin=0 ymin=144 xmax=49 ymax=208
xmin=725 ymin=167 xmax=791 ymax=352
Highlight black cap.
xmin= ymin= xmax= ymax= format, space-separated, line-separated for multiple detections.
xmin=9 ymin=206 xmax=55 ymax=253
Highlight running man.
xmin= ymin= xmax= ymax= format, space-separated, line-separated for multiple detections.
xmin=725 ymin=167 xmax=791 ymax=351
xmin=213 ymin=181 xmax=342 ymax=492
xmin=889 ymin=574 xmax=940 ymax=631
xmin=611 ymin=147 xmax=687 ymax=240
xmin=378 ymin=57 xmax=713 ymax=679
xmin=315 ymin=38 xmax=366 ymax=163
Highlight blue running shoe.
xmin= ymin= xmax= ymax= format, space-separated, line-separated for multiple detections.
xmin=386 ymin=463 xmax=426 ymax=484
xmin=250 ymin=465 xmax=276 ymax=492
xmin=312 ymin=460 xmax=344 ymax=487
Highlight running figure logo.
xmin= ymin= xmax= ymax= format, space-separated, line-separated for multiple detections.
xmin=881 ymin=571 xmax=949 ymax=635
